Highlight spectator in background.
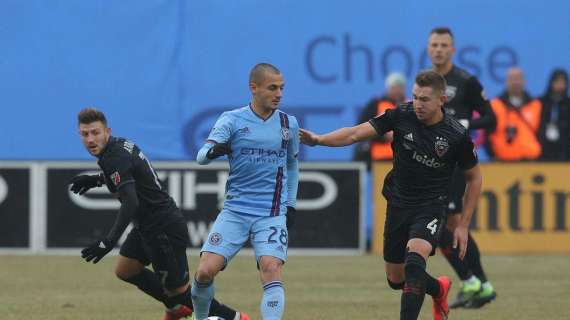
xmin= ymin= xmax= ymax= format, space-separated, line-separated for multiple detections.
xmin=353 ymin=72 xmax=407 ymax=168
xmin=538 ymin=69 xmax=570 ymax=161
xmin=488 ymin=67 xmax=542 ymax=161
xmin=428 ymin=27 xmax=497 ymax=310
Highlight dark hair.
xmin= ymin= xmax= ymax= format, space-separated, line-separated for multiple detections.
xmin=544 ymin=68 xmax=569 ymax=98
xmin=415 ymin=70 xmax=447 ymax=95
xmin=430 ymin=27 xmax=454 ymax=42
xmin=249 ymin=63 xmax=281 ymax=84
xmin=78 ymin=107 xmax=107 ymax=126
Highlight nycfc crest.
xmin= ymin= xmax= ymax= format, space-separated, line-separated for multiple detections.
xmin=208 ymin=232 xmax=222 ymax=246
xmin=435 ymin=136 xmax=449 ymax=157
xmin=281 ymin=128 xmax=289 ymax=140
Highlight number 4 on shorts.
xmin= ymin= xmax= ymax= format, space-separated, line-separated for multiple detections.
xmin=426 ymin=218 xmax=438 ymax=235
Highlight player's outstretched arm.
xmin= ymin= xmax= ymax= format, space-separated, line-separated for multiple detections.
xmin=453 ymin=164 xmax=482 ymax=259
xmin=81 ymin=183 xmax=138 ymax=264
xmin=299 ymin=122 xmax=377 ymax=147
xmin=196 ymin=141 xmax=231 ymax=165
xmin=286 ymin=119 xmax=300 ymax=229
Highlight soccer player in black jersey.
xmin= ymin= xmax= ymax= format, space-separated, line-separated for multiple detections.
xmin=300 ymin=71 xmax=482 ymax=320
xmin=70 ymin=108 xmax=248 ymax=320
xmin=428 ymin=27 xmax=497 ymax=308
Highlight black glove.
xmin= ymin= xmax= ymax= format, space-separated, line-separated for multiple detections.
xmin=286 ymin=206 xmax=296 ymax=230
xmin=206 ymin=143 xmax=231 ymax=159
xmin=69 ymin=174 xmax=104 ymax=195
xmin=81 ymin=239 xmax=114 ymax=264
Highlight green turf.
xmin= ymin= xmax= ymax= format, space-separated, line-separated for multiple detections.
xmin=1 ymin=254 xmax=568 ymax=319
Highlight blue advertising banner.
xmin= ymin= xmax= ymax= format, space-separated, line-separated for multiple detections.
xmin=1 ymin=0 xmax=569 ymax=160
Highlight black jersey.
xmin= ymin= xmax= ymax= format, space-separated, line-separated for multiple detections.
xmin=369 ymin=104 xmax=478 ymax=208
xmin=97 ymin=137 xmax=182 ymax=234
xmin=443 ymin=66 xmax=495 ymax=130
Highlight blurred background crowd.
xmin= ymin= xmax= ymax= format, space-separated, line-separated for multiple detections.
xmin=354 ymin=68 xmax=569 ymax=166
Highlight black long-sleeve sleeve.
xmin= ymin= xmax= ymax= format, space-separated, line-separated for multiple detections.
xmin=106 ymin=182 xmax=138 ymax=243
xmin=465 ymin=77 xmax=496 ymax=131
xmin=470 ymin=99 xmax=496 ymax=130
xmin=359 ymin=98 xmax=385 ymax=142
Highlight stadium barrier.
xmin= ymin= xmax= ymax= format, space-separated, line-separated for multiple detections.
xmin=372 ymin=162 xmax=570 ymax=254
xmin=0 ymin=162 xmax=365 ymax=255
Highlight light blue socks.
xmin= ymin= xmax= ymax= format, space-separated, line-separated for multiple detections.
xmin=261 ymin=281 xmax=285 ymax=320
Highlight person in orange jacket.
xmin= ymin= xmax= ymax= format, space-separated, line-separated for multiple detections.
xmin=488 ymin=67 xmax=542 ymax=161
xmin=353 ymin=72 xmax=407 ymax=168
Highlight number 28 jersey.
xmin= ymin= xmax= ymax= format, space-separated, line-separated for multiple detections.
xmin=207 ymin=105 xmax=299 ymax=217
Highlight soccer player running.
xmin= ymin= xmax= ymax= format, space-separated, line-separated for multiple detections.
xmin=428 ymin=27 xmax=497 ymax=308
xmin=191 ymin=63 xmax=299 ymax=320
xmin=70 ymin=108 xmax=248 ymax=320
xmin=300 ymin=71 xmax=482 ymax=320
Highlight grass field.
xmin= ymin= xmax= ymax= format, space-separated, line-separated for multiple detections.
xmin=1 ymin=254 xmax=569 ymax=319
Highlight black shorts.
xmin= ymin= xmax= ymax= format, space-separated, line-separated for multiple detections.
xmin=120 ymin=220 xmax=190 ymax=289
xmin=447 ymin=167 xmax=466 ymax=215
xmin=383 ymin=204 xmax=445 ymax=263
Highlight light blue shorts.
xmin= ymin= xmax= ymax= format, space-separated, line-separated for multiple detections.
xmin=201 ymin=209 xmax=288 ymax=264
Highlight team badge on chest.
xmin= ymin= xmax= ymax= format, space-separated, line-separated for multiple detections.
xmin=445 ymin=85 xmax=457 ymax=101
xmin=435 ymin=136 xmax=449 ymax=158
xmin=110 ymin=171 xmax=121 ymax=186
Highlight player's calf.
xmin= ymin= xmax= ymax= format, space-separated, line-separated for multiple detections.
xmin=122 ymin=268 xmax=168 ymax=303
xmin=164 ymin=284 xmax=192 ymax=310
xmin=191 ymin=276 xmax=215 ymax=320
xmin=401 ymin=252 xmax=429 ymax=319
xmin=259 ymin=256 xmax=285 ymax=320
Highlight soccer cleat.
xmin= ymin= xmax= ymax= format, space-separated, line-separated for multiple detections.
xmin=163 ymin=305 xmax=193 ymax=320
xmin=432 ymin=276 xmax=452 ymax=320
xmin=239 ymin=311 xmax=250 ymax=320
xmin=464 ymin=287 xmax=497 ymax=309
xmin=449 ymin=278 xmax=482 ymax=309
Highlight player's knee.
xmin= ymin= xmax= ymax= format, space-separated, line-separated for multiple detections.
xmin=259 ymin=258 xmax=283 ymax=278
xmin=195 ymin=253 xmax=224 ymax=282
xmin=115 ymin=265 xmax=139 ymax=281
xmin=385 ymin=266 xmax=405 ymax=285
xmin=195 ymin=266 xmax=215 ymax=283
xmin=387 ymin=278 xmax=404 ymax=290
xmin=404 ymin=252 xmax=426 ymax=281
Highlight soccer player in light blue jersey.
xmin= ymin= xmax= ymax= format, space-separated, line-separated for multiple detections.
xmin=191 ymin=63 xmax=299 ymax=320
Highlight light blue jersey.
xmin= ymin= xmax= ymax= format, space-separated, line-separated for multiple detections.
xmin=198 ymin=105 xmax=299 ymax=217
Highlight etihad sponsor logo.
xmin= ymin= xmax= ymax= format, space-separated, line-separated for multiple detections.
xmin=240 ymin=148 xmax=286 ymax=157
xmin=412 ymin=151 xmax=445 ymax=168
xmin=238 ymin=127 xmax=250 ymax=135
